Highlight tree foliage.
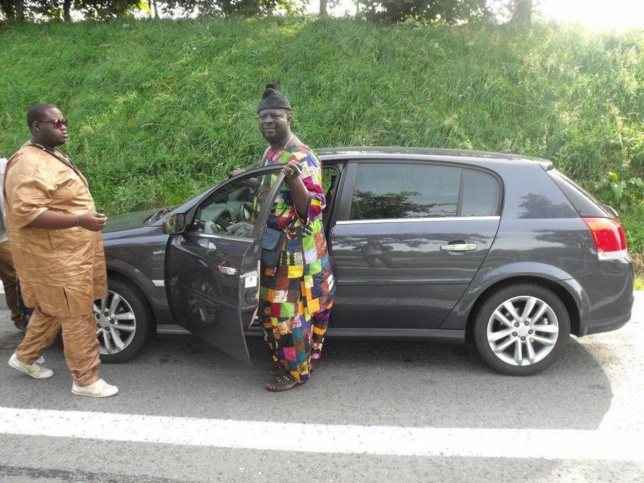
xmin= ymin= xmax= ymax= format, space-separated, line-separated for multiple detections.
xmin=160 ymin=0 xmax=286 ymax=17
xmin=0 ymin=0 xmax=141 ymax=21
xmin=0 ymin=0 xmax=537 ymax=23
xmin=0 ymin=0 xmax=311 ymax=20
xmin=488 ymin=0 xmax=533 ymax=24
xmin=360 ymin=0 xmax=492 ymax=24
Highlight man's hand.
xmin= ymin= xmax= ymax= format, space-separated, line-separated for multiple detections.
xmin=80 ymin=212 xmax=107 ymax=231
xmin=282 ymin=160 xmax=302 ymax=181
xmin=229 ymin=167 xmax=246 ymax=178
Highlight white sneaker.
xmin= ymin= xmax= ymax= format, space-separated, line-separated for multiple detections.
xmin=36 ymin=356 xmax=45 ymax=364
xmin=8 ymin=353 xmax=54 ymax=379
xmin=72 ymin=379 xmax=118 ymax=398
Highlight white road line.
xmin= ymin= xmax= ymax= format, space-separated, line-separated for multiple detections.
xmin=0 ymin=407 xmax=642 ymax=461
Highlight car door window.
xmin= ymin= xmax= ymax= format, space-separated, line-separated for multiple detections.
xmin=349 ymin=163 xmax=459 ymax=219
xmin=349 ymin=163 xmax=499 ymax=220
xmin=190 ymin=173 xmax=257 ymax=236
xmin=460 ymin=169 xmax=501 ymax=216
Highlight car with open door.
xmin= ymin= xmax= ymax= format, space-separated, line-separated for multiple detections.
xmin=96 ymin=147 xmax=634 ymax=375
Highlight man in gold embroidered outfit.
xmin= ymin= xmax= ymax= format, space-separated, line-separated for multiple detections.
xmin=5 ymin=103 xmax=118 ymax=397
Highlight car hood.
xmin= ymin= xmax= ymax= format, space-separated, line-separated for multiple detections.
xmin=103 ymin=208 xmax=168 ymax=233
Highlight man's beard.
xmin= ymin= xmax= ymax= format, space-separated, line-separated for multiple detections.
xmin=263 ymin=130 xmax=287 ymax=146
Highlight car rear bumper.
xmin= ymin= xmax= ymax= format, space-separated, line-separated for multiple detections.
xmin=577 ymin=257 xmax=634 ymax=336
xmin=584 ymin=310 xmax=632 ymax=336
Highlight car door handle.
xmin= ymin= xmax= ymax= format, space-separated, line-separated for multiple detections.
xmin=218 ymin=265 xmax=238 ymax=276
xmin=440 ymin=243 xmax=477 ymax=252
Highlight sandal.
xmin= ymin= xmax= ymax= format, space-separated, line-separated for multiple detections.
xmin=265 ymin=374 xmax=305 ymax=392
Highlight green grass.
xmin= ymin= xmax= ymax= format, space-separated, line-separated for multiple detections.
xmin=1 ymin=17 xmax=642 ymax=252
xmin=632 ymin=253 xmax=644 ymax=290
xmin=621 ymin=208 xmax=644 ymax=253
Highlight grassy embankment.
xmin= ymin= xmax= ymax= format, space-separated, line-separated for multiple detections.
xmin=0 ymin=17 xmax=642 ymax=284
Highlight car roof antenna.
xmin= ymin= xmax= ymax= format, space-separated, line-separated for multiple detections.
xmin=500 ymin=133 xmax=519 ymax=154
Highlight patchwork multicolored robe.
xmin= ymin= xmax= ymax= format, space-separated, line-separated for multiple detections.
xmin=257 ymin=144 xmax=335 ymax=382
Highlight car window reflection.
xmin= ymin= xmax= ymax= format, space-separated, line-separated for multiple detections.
xmin=349 ymin=163 xmax=500 ymax=220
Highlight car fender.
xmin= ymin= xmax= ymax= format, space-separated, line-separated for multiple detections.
xmin=104 ymin=255 xmax=173 ymax=326
xmin=439 ymin=261 xmax=592 ymax=335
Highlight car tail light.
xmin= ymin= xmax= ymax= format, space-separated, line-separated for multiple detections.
xmin=582 ymin=217 xmax=628 ymax=260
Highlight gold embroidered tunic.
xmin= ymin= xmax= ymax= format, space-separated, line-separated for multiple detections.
xmin=4 ymin=143 xmax=107 ymax=317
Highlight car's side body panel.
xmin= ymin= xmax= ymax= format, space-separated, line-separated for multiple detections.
xmin=329 ymin=217 xmax=500 ymax=329
xmin=103 ymin=227 xmax=174 ymax=326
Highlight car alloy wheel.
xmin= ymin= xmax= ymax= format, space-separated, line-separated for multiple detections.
xmin=473 ymin=283 xmax=571 ymax=375
xmin=94 ymin=278 xmax=153 ymax=363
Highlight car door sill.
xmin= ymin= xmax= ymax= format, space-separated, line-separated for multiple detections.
xmin=158 ymin=324 xmax=464 ymax=343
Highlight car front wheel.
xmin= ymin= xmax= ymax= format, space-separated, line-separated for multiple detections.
xmin=473 ymin=283 xmax=571 ymax=376
xmin=94 ymin=278 xmax=153 ymax=363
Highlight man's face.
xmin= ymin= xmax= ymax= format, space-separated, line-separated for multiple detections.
xmin=32 ymin=107 xmax=68 ymax=148
xmin=258 ymin=108 xmax=291 ymax=145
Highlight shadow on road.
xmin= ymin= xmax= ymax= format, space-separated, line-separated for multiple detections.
xmin=0 ymin=313 xmax=613 ymax=432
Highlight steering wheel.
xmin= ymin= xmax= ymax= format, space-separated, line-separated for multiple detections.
xmin=238 ymin=202 xmax=253 ymax=222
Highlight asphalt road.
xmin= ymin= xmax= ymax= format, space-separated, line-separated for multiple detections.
xmin=0 ymin=292 xmax=643 ymax=482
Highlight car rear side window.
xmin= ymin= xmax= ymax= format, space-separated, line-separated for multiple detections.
xmin=548 ymin=169 xmax=610 ymax=218
xmin=349 ymin=163 xmax=499 ymax=220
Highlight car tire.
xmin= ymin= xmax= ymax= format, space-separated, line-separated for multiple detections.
xmin=473 ymin=283 xmax=571 ymax=376
xmin=94 ymin=278 xmax=153 ymax=363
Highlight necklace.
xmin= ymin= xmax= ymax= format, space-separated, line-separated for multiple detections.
xmin=283 ymin=133 xmax=294 ymax=150
xmin=29 ymin=141 xmax=58 ymax=157
xmin=28 ymin=141 xmax=87 ymax=187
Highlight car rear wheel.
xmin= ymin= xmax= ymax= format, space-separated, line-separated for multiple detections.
xmin=473 ymin=283 xmax=570 ymax=376
xmin=94 ymin=278 xmax=153 ymax=363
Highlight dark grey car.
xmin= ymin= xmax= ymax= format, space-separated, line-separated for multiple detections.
xmin=96 ymin=148 xmax=634 ymax=375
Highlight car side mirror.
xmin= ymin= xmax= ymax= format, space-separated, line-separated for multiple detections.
xmin=163 ymin=213 xmax=186 ymax=234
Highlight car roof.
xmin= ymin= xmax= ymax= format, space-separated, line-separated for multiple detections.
xmin=316 ymin=146 xmax=553 ymax=169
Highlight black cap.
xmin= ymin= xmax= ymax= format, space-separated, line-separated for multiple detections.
xmin=257 ymin=83 xmax=292 ymax=113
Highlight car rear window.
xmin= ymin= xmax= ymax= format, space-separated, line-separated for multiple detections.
xmin=349 ymin=163 xmax=500 ymax=220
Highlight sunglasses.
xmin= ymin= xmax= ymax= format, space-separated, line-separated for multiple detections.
xmin=41 ymin=118 xmax=68 ymax=130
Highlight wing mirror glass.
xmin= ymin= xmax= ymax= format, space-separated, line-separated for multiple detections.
xmin=163 ymin=213 xmax=186 ymax=234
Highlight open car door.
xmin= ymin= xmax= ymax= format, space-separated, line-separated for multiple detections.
xmin=164 ymin=167 xmax=285 ymax=365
